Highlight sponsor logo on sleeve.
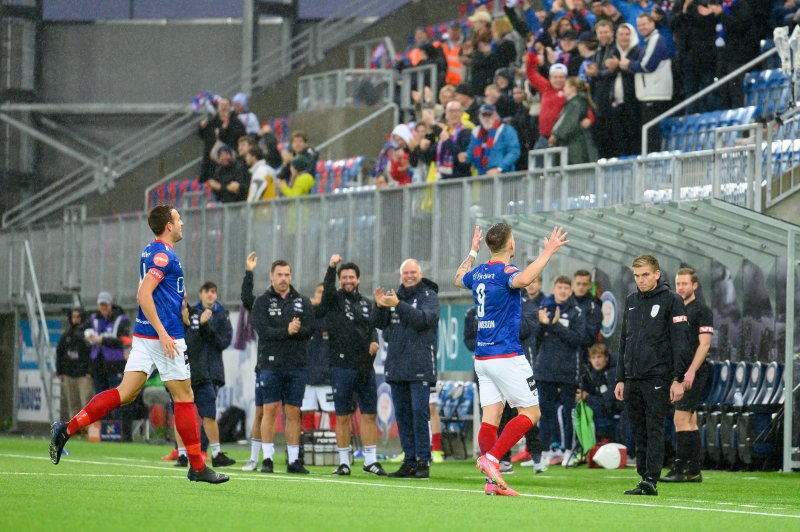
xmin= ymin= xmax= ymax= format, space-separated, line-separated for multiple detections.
xmin=153 ymin=252 xmax=169 ymax=267
xmin=147 ymin=268 xmax=165 ymax=281
xmin=699 ymin=326 xmax=714 ymax=333
xmin=504 ymin=265 xmax=519 ymax=274
xmin=673 ymin=315 xmax=688 ymax=323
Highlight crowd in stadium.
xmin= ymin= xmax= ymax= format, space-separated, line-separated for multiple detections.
xmin=189 ymin=0 xmax=779 ymax=200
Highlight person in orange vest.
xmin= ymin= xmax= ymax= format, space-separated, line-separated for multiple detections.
xmin=438 ymin=21 xmax=465 ymax=86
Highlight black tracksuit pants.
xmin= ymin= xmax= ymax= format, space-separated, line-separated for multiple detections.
xmin=624 ymin=378 xmax=671 ymax=481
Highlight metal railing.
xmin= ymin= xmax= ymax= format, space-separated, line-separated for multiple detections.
xmin=297 ymin=69 xmax=396 ymax=111
xmin=399 ymin=64 xmax=438 ymax=114
xmin=642 ymin=47 xmax=778 ymax=156
xmin=0 ymin=144 xmax=763 ymax=310
xmin=2 ymin=0 xmax=410 ymax=229
xmin=348 ymin=37 xmax=397 ymax=69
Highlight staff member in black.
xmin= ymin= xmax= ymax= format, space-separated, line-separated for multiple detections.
xmin=242 ymin=253 xmax=314 ymax=474
xmin=662 ymin=267 xmax=713 ymax=483
xmin=614 ymin=254 xmax=690 ymax=496
xmin=323 ymin=254 xmax=385 ymax=477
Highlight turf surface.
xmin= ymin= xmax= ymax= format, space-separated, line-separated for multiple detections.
xmin=0 ymin=436 xmax=798 ymax=531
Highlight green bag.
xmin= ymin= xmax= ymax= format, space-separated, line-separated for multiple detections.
xmin=574 ymin=399 xmax=596 ymax=452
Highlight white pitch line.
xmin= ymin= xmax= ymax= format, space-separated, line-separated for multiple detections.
xmin=1 ymin=452 xmax=798 ymax=520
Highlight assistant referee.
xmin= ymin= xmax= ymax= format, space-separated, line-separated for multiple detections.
xmin=614 ymin=255 xmax=691 ymax=496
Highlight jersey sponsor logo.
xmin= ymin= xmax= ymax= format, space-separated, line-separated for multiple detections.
xmin=650 ymin=304 xmax=660 ymax=317
xmin=478 ymin=320 xmax=496 ymax=329
xmin=673 ymin=315 xmax=688 ymax=323
xmin=699 ymin=326 xmax=714 ymax=333
xmin=147 ymin=268 xmax=165 ymax=281
xmin=472 ymin=272 xmax=495 ymax=280
xmin=504 ymin=265 xmax=518 ymax=274
xmin=153 ymin=252 xmax=169 ymax=267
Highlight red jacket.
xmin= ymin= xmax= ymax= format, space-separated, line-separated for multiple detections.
xmin=526 ymin=52 xmax=566 ymax=138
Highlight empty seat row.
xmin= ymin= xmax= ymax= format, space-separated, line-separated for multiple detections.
xmin=312 ymin=156 xmax=365 ymax=195
xmin=148 ymin=178 xmax=213 ymax=210
xmin=743 ymin=68 xmax=791 ymax=118
xmin=702 ymin=360 xmax=784 ymax=409
xmin=262 ymin=117 xmax=291 ymax=143
xmin=660 ymin=107 xmax=757 ymax=152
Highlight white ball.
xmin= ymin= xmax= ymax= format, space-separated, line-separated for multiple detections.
xmin=592 ymin=443 xmax=628 ymax=469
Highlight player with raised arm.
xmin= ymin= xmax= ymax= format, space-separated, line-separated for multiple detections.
xmin=49 ymin=205 xmax=228 ymax=484
xmin=455 ymin=223 xmax=568 ymax=496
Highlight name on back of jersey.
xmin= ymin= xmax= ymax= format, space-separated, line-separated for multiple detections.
xmin=478 ymin=319 xmax=496 ymax=330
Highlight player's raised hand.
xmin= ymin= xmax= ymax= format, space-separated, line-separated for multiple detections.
xmin=329 ymin=254 xmax=342 ymax=268
xmin=246 ymin=251 xmax=258 ymax=272
xmin=159 ymin=332 xmax=178 ymax=360
xmin=373 ymin=287 xmax=386 ymax=307
xmin=470 ymin=225 xmax=483 ymax=253
xmin=543 ymin=226 xmax=569 ymax=255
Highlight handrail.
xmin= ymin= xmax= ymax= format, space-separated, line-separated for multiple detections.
xmin=143 ymin=156 xmax=203 ymax=212
xmin=641 ymin=47 xmax=778 ymax=156
xmin=316 ymin=103 xmax=399 ymax=154
xmin=2 ymin=0 xmax=410 ymax=229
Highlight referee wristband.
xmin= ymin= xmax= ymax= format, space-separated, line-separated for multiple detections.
xmin=469 ymin=250 xmax=478 ymax=259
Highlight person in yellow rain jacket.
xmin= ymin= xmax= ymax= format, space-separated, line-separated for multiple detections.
xmin=277 ymin=155 xmax=315 ymax=197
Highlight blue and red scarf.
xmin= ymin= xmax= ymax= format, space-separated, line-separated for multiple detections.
xmin=472 ymin=120 xmax=501 ymax=170
xmin=715 ymin=0 xmax=738 ymax=48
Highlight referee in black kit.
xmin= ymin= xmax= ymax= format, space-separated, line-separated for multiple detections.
xmin=614 ymin=255 xmax=691 ymax=496
xmin=662 ymin=267 xmax=713 ymax=483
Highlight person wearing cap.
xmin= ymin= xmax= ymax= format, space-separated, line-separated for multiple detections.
xmin=454 ymin=83 xmax=481 ymax=127
xmin=526 ymin=48 xmax=568 ymax=149
xmin=277 ymin=131 xmax=319 ymax=183
xmin=206 ymin=144 xmax=249 ymax=203
xmin=466 ymin=103 xmax=521 ymax=175
xmin=276 ymin=154 xmax=315 ymax=197
xmin=86 ymin=292 xmax=132 ymax=395
xmin=554 ymin=30 xmax=584 ymax=76
xmin=438 ymin=21 xmax=465 ymax=86
xmin=232 ymin=92 xmax=260 ymax=135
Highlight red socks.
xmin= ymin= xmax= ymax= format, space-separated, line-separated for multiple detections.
xmin=66 ymin=388 xmax=121 ymax=436
xmin=328 ymin=413 xmax=337 ymax=430
xmin=432 ymin=432 xmax=442 ymax=452
xmin=174 ymin=402 xmax=205 ymax=471
xmin=301 ymin=412 xmax=316 ymax=431
xmin=478 ymin=422 xmax=498 ymax=455
xmin=489 ymin=415 xmax=533 ymax=462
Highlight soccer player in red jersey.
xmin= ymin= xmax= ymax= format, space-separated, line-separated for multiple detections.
xmin=456 ymin=224 xmax=568 ymax=495
xmin=50 ymin=205 xmax=228 ymax=484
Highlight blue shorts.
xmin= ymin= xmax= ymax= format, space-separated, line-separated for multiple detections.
xmin=257 ymin=369 xmax=308 ymax=407
xmin=192 ymin=381 xmax=217 ymax=419
xmin=331 ymin=366 xmax=378 ymax=416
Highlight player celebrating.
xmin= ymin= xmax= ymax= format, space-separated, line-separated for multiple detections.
xmin=49 ymin=205 xmax=229 ymax=484
xmin=455 ymin=223 xmax=568 ymax=496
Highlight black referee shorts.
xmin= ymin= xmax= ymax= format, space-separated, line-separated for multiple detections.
xmin=675 ymin=363 xmax=711 ymax=413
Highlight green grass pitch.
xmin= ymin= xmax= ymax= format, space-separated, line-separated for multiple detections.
xmin=0 ymin=436 xmax=798 ymax=531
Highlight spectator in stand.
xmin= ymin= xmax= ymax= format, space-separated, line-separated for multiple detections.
xmin=700 ymin=0 xmax=756 ymax=109
xmin=455 ymin=83 xmax=481 ymax=126
xmin=526 ymin=49 xmax=568 ymax=149
xmin=277 ymin=131 xmax=319 ymax=184
xmin=590 ymin=0 xmax=610 ymax=24
xmin=409 ymin=118 xmax=438 ymax=181
xmin=605 ymin=22 xmax=641 ymax=156
xmin=86 ymin=292 xmax=131 ymax=395
xmin=545 ymin=0 xmax=594 ymax=34
xmin=578 ymin=343 xmax=623 ymax=442
xmin=232 ymin=92 xmax=260 ymax=135
xmin=387 ymin=124 xmax=413 ymax=185
xmin=198 ymin=97 xmax=246 ymax=181
xmin=177 ymin=285 xmax=235 ymax=469
xmin=245 ymin=147 xmax=277 ymax=202
xmin=620 ymin=13 xmax=672 ymax=153
xmin=573 ymin=269 xmax=603 ymax=349
xmin=602 ymin=0 xmax=627 ymax=30
xmin=374 ymin=174 xmax=391 ymax=188
xmin=492 ymin=17 xmax=522 ymax=69
xmin=466 ymin=103 xmax=521 ymax=175
xmin=56 ymin=308 xmax=93 ymax=419
xmin=609 ymin=0 xmax=655 ymax=25
xmin=509 ymin=86 xmax=535 ymax=166
xmin=439 ymin=21 xmax=465 ymax=86
xmin=256 ymin=122 xmax=286 ymax=170
xmin=589 ymin=20 xmax=618 ymax=158
xmin=277 ymin=155 xmax=315 ymax=197
xmin=206 ymin=145 xmax=248 ymax=203
xmin=494 ymin=69 xmax=515 ymax=103
xmin=483 ymin=84 xmax=514 ymax=119
xmin=577 ymin=32 xmax=599 ymax=83
xmin=436 ymin=101 xmax=474 ymax=179
xmin=470 ymin=33 xmax=500 ymax=97
xmin=533 ymin=275 xmax=587 ymax=465
xmin=438 ymin=84 xmax=457 ymax=109
xmin=670 ymin=0 xmax=718 ymax=114
xmin=549 ymin=77 xmax=599 ymax=164
xmin=553 ymin=30 xmax=584 ymax=76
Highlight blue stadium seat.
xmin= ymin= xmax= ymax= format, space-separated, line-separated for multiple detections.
xmin=721 ymin=361 xmax=750 ymax=405
xmin=706 ymin=360 xmax=734 ymax=404
xmin=741 ymin=362 xmax=765 ymax=405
